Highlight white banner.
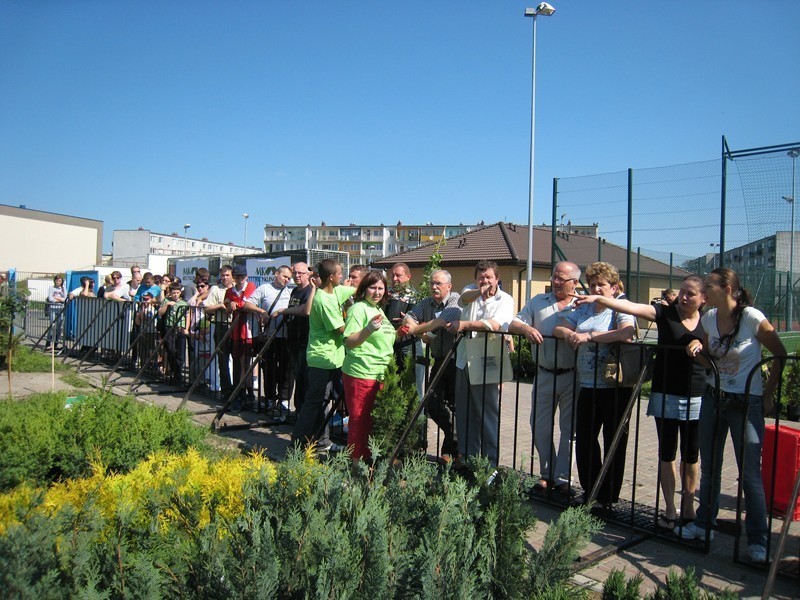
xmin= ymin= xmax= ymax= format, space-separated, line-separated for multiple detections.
xmin=174 ymin=258 xmax=210 ymax=285
xmin=245 ymin=256 xmax=292 ymax=287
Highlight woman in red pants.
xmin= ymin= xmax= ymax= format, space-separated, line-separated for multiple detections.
xmin=342 ymin=270 xmax=400 ymax=462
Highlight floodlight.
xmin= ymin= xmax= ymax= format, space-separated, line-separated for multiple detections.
xmin=525 ymin=2 xmax=555 ymax=17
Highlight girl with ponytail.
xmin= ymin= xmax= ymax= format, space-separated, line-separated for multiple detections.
xmin=681 ymin=267 xmax=786 ymax=563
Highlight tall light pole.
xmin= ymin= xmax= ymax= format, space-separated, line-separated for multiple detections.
xmin=785 ymin=148 xmax=799 ymax=330
xmin=183 ymin=223 xmax=191 ymax=256
xmin=242 ymin=213 xmax=249 ymax=250
xmin=524 ymin=2 xmax=556 ymax=299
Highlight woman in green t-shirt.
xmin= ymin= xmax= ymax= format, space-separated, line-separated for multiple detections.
xmin=342 ymin=270 xmax=399 ymax=461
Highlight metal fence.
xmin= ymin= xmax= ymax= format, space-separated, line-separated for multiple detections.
xmin=18 ymin=298 xmax=800 ymax=569
xmin=551 ymin=139 xmax=800 ymax=329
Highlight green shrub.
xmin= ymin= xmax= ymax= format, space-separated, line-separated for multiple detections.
xmin=528 ymin=503 xmax=602 ymax=595
xmin=646 ymin=567 xmax=737 ymax=599
xmin=371 ymin=355 xmax=425 ymax=456
xmin=0 ymin=448 xmax=600 ymax=599
xmin=779 ymin=350 xmax=800 ymax=418
xmin=0 ymin=391 xmax=208 ymax=491
xmin=0 ymin=284 xmax=29 ymax=370
xmin=510 ymin=336 xmax=536 ymax=379
xmin=603 ymin=568 xmax=643 ymax=600
xmin=602 ymin=567 xmax=737 ymax=600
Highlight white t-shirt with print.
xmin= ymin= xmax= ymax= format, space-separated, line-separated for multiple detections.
xmin=701 ymin=306 xmax=766 ymax=395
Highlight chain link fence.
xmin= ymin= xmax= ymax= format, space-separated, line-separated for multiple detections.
xmin=551 ymin=139 xmax=800 ymax=330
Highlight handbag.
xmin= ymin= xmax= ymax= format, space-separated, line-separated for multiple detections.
xmin=602 ymin=312 xmax=654 ymax=386
xmin=465 ymin=332 xmax=514 ymax=385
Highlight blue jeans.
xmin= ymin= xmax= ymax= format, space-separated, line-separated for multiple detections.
xmin=47 ymin=304 xmax=65 ymax=345
xmin=694 ymin=388 xmax=768 ymax=546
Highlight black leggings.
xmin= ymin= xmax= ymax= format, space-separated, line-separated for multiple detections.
xmin=653 ymin=417 xmax=699 ymax=463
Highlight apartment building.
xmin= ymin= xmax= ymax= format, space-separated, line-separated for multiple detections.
xmin=263 ymin=222 xmax=481 ymax=261
xmin=113 ymin=228 xmax=261 ymax=267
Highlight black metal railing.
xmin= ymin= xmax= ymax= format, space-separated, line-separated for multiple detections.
xmin=18 ymin=309 xmax=798 ymax=578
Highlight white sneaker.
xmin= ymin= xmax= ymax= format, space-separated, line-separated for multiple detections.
xmin=316 ymin=441 xmax=333 ymax=452
xmin=316 ymin=441 xmax=345 ymax=454
xmin=747 ymin=544 xmax=767 ymax=563
xmin=676 ymin=521 xmax=714 ymax=541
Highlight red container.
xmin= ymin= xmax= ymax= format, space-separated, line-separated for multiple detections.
xmin=762 ymin=424 xmax=800 ymax=521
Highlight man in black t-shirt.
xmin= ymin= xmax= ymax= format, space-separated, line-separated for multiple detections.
xmin=273 ymin=262 xmax=315 ymax=413
xmin=387 ymin=262 xmax=417 ymax=371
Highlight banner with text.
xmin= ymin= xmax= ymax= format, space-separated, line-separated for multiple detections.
xmin=175 ymin=258 xmax=210 ymax=285
xmin=246 ymin=257 xmax=292 ymax=287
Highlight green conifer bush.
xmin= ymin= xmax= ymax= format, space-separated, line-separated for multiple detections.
xmin=0 ymin=392 xmax=208 ymax=491
xmin=0 ymin=445 xmax=604 ymax=599
xmin=371 ymin=356 xmax=426 ymax=456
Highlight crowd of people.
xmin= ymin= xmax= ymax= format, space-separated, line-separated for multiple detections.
xmin=504 ymin=261 xmax=784 ymax=563
xmin=38 ymin=259 xmax=788 ymax=561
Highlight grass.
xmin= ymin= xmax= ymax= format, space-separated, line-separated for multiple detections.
xmin=8 ymin=346 xmax=69 ymax=373
xmin=59 ymin=371 xmax=92 ymax=389
xmin=778 ymin=331 xmax=800 ymax=354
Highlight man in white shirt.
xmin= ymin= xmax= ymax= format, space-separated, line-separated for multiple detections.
xmin=508 ymin=261 xmax=580 ymax=492
xmin=202 ymin=265 xmax=235 ymax=399
xmin=243 ymin=265 xmax=293 ymax=408
xmin=127 ymin=265 xmax=142 ymax=298
xmin=448 ymin=260 xmax=514 ymax=466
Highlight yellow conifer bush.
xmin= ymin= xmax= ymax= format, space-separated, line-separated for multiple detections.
xmin=0 ymin=448 xmax=282 ymax=538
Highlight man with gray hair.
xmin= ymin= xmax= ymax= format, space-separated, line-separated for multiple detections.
xmin=403 ymin=269 xmax=462 ymax=461
xmin=243 ymin=265 xmax=293 ymax=409
xmin=508 ymin=261 xmax=581 ymax=492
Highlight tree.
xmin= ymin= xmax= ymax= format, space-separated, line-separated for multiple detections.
xmin=0 ymin=283 xmax=30 ymax=397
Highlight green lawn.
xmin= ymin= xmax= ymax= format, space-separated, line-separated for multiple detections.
xmin=778 ymin=331 xmax=800 ymax=355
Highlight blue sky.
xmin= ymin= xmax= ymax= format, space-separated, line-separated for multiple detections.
xmin=1 ymin=0 xmax=798 ymax=259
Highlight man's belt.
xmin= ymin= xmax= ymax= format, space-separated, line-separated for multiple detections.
xmin=538 ymin=366 xmax=574 ymax=376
